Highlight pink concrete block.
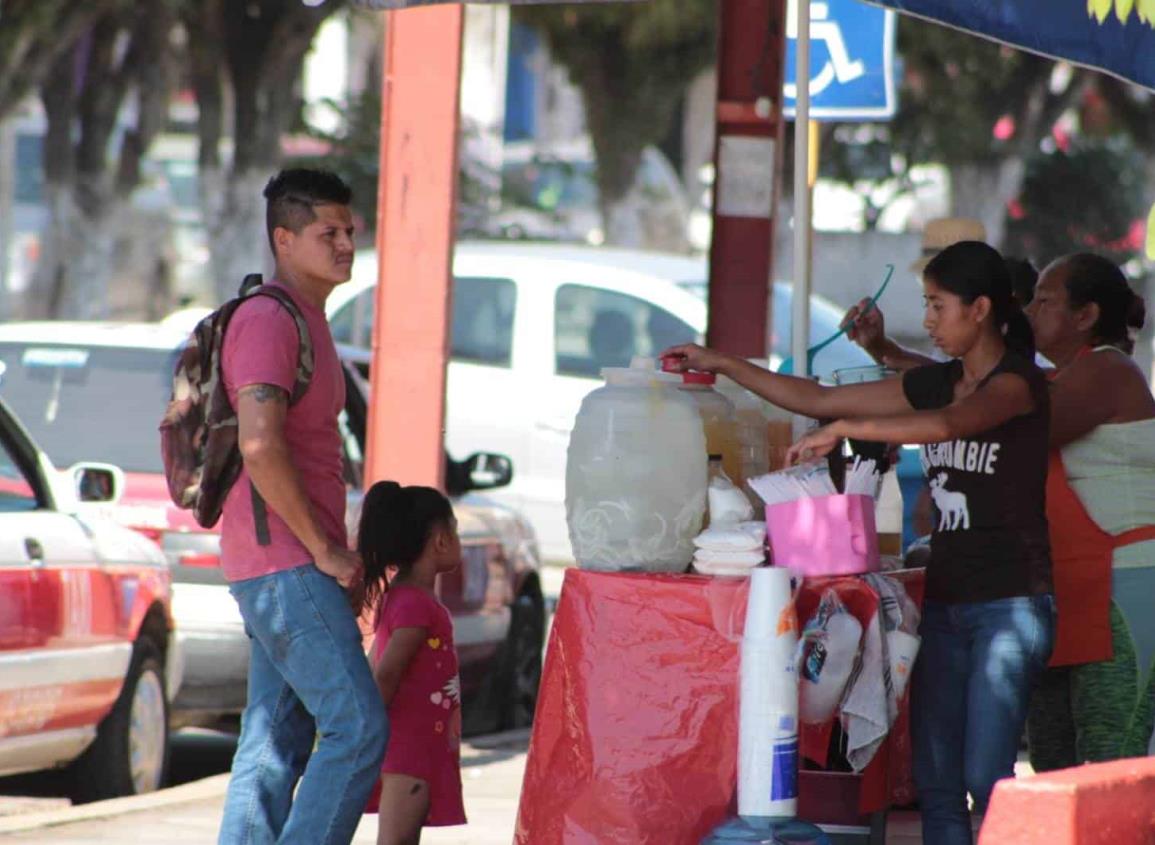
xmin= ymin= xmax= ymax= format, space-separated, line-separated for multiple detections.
xmin=979 ymin=758 xmax=1155 ymax=845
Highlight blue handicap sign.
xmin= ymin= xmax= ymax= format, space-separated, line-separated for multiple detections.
xmin=783 ymin=0 xmax=897 ymax=121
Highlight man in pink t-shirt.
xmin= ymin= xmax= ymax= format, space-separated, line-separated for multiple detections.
xmin=217 ymin=169 xmax=386 ymax=845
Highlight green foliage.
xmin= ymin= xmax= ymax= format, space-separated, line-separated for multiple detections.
xmin=288 ymin=90 xmax=383 ymax=233
xmin=1004 ymin=139 xmax=1148 ymax=266
xmin=285 ymin=91 xmax=499 ymax=239
xmin=817 ymin=16 xmax=1091 ymax=233
xmin=888 ymin=20 xmax=1056 ymax=165
xmin=820 ymin=19 xmax=1054 ymax=180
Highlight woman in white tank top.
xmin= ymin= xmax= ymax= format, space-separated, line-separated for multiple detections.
xmin=1022 ymin=253 xmax=1155 ymax=770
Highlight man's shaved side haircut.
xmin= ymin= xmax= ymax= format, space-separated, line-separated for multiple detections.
xmin=263 ymin=168 xmax=354 ymax=253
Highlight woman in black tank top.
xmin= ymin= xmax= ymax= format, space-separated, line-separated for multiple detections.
xmin=663 ymin=241 xmax=1054 ymax=845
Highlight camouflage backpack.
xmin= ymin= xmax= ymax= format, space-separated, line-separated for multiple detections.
xmin=159 ymin=275 xmax=314 ymax=529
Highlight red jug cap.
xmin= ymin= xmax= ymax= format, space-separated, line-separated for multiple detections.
xmin=681 ymin=371 xmax=716 ymax=385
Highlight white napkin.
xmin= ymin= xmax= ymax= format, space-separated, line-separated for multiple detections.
xmin=694 ymin=525 xmax=763 ymax=552
xmin=693 ymin=549 xmax=766 ymax=565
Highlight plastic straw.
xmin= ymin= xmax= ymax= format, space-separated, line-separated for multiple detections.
xmin=844 ymin=455 xmax=883 ymax=499
xmin=748 ymin=463 xmax=837 ymax=506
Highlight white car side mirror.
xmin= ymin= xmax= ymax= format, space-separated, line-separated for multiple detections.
xmin=70 ymin=462 xmax=126 ymax=504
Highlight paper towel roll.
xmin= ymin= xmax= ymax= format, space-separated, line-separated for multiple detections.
xmin=738 ymin=567 xmax=800 ymax=818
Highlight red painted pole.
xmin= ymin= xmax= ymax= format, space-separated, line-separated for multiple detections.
xmin=364 ymin=6 xmax=464 ymax=490
xmin=707 ymin=0 xmax=787 ymax=359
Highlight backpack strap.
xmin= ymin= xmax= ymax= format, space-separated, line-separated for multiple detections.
xmin=243 ymin=284 xmax=314 ymax=405
xmin=250 ymin=483 xmax=273 ymax=547
xmin=238 ymin=273 xmax=263 ymax=296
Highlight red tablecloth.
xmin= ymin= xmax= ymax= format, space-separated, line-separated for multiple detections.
xmin=514 ymin=568 xmax=924 ymax=845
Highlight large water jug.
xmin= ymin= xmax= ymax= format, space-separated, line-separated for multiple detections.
xmin=716 ymin=373 xmax=771 ymax=487
xmin=566 ymin=357 xmax=707 ymax=572
xmin=674 ymin=369 xmax=741 ymax=486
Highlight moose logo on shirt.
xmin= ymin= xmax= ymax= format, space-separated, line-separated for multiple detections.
xmin=929 ymin=472 xmax=970 ymax=531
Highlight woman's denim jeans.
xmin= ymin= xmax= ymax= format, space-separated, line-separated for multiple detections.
xmin=912 ymin=594 xmax=1054 ymax=845
xmin=218 ymin=564 xmax=388 ymax=845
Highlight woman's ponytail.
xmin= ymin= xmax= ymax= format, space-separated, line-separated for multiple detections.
xmin=1123 ymin=293 xmax=1147 ymax=355
xmin=1002 ymin=305 xmax=1036 ymax=358
xmin=1127 ymin=292 xmax=1147 ymax=332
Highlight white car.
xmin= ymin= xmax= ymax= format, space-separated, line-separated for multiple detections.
xmin=327 ymin=241 xmax=874 ymax=562
xmin=329 ymin=242 xmax=706 ymax=562
xmin=0 ymin=390 xmax=178 ymax=801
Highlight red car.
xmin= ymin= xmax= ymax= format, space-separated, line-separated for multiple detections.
xmin=0 ymin=390 xmax=177 ymax=802
xmin=0 ymin=322 xmax=546 ymax=737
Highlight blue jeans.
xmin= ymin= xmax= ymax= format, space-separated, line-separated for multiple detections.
xmin=219 ymin=564 xmax=388 ymax=845
xmin=912 ymin=595 xmax=1054 ymax=845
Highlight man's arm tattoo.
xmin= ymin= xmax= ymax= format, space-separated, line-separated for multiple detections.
xmin=239 ymin=384 xmax=289 ymax=404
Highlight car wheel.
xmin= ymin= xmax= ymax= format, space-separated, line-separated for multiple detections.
xmin=70 ymin=639 xmax=169 ymax=803
xmin=499 ymin=590 xmax=545 ymax=731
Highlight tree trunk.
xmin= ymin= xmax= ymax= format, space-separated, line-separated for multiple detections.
xmin=21 ymin=1 xmax=175 ymax=319
xmin=580 ymin=56 xmax=681 ymax=249
xmin=949 ymin=159 xmax=1025 ymax=250
xmin=601 ymin=196 xmax=642 ymax=248
xmin=187 ymin=0 xmax=340 ymax=303
xmin=27 ymin=182 xmax=118 ymax=319
xmin=0 ymin=119 xmax=14 ymax=320
xmin=202 ymin=166 xmax=271 ymax=304
xmin=581 ymin=61 xmax=646 ymax=247
xmin=25 ymin=46 xmax=122 ymax=320
xmin=949 ymin=66 xmax=1086 ymax=252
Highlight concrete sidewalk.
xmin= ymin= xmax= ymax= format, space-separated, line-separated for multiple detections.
xmin=0 ymin=727 xmax=925 ymax=844
xmin=0 ymin=731 xmax=530 ymax=844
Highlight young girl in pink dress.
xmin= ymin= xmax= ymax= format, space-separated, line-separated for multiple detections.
xmin=359 ymin=481 xmax=466 ymax=845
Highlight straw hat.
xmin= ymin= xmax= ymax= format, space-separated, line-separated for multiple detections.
xmin=910 ymin=217 xmax=988 ymax=272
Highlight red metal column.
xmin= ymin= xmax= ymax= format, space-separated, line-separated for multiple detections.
xmin=707 ymin=0 xmax=787 ymax=358
xmin=365 ymin=6 xmax=464 ymax=490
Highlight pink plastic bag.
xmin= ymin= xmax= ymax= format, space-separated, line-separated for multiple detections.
xmin=766 ymin=494 xmax=880 ymax=577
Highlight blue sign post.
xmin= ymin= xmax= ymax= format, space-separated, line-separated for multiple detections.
xmin=783 ymin=0 xmax=897 ymax=121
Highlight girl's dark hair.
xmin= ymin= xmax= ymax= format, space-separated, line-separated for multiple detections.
xmin=357 ymin=481 xmax=453 ymax=611
xmin=924 ymin=240 xmax=1035 ymax=357
xmin=1055 ymin=253 xmax=1146 ymax=355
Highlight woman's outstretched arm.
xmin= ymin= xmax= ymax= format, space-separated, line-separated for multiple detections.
xmin=785 ymin=371 xmax=1037 ymax=465
xmin=660 ymin=344 xmax=913 ymax=420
